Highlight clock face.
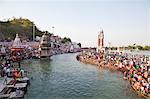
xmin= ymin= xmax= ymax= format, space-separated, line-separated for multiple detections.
xmin=100 ymin=33 xmax=103 ymax=39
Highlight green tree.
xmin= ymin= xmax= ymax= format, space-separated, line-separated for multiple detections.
xmin=136 ymin=45 xmax=143 ymax=50
xmin=77 ymin=43 xmax=81 ymax=48
xmin=128 ymin=45 xmax=134 ymax=50
xmin=61 ymin=37 xmax=72 ymax=43
xmin=143 ymin=46 xmax=150 ymax=50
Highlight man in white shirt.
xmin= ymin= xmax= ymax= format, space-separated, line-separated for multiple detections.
xmin=0 ymin=46 xmax=6 ymax=59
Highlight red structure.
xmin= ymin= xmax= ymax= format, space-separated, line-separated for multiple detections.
xmin=98 ymin=34 xmax=100 ymax=47
xmin=101 ymin=30 xmax=104 ymax=47
xmin=11 ymin=34 xmax=24 ymax=62
xmin=11 ymin=48 xmax=24 ymax=62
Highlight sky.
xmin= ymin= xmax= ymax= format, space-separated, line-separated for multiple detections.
xmin=0 ymin=0 xmax=149 ymax=47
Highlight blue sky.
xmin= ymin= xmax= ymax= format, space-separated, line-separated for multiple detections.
xmin=0 ymin=0 xmax=149 ymax=47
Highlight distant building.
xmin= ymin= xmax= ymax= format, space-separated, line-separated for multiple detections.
xmin=70 ymin=42 xmax=81 ymax=52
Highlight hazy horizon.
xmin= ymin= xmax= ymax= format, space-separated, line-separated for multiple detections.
xmin=0 ymin=0 xmax=149 ymax=47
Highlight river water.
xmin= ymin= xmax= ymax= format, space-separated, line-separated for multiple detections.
xmin=21 ymin=53 xmax=145 ymax=99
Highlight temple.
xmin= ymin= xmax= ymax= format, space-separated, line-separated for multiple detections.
xmin=11 ymin=34 xmax=24 ymax=62
xmin=12 ymin=34 xmax=23 ymax=48
xmin=38 ymin=32 xmax=52 ymax=58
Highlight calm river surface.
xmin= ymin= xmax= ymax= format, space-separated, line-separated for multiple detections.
xmin=21 ymin=53 xmax=145 ymax=99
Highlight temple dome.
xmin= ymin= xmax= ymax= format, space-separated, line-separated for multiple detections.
xmin=12 ymin=34 xmax=23 ymax=48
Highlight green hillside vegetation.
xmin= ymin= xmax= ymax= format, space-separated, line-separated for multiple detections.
xmin=0 ymin=18 xmax=44 ymax=41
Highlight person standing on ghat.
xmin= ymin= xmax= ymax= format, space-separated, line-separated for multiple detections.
xmin=0 ymin=45 xmax=6 ymax=60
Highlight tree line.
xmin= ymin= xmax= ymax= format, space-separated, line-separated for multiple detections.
xmin=106 ymin=45 xmax=150 ymax=51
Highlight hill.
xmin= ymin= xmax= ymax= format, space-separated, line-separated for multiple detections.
xmin=0 ymin=18 xmax=44 ymax=41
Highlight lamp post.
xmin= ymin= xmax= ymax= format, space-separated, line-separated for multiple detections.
xmin=108 ymin=42 xmax=111 ymax=51
xmin=52 ymin=26 xmax=54 ymax=34
xmin=33 ymin=23 xmax=35 ymax=41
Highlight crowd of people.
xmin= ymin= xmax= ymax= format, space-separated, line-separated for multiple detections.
xmin=77 ymin=50 xmax=150 ymax=98
xmin=0 ymin=58 xmax=25 ymax=85
xmin=0 ymin=45 xmax=26 ymax=85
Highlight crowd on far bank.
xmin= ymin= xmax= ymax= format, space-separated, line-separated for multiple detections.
xmin=77 ymin=50 xmax=150 ymax=98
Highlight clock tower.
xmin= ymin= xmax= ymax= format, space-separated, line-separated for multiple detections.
xmin=97 ymin=28 xmax=104 ymax=52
